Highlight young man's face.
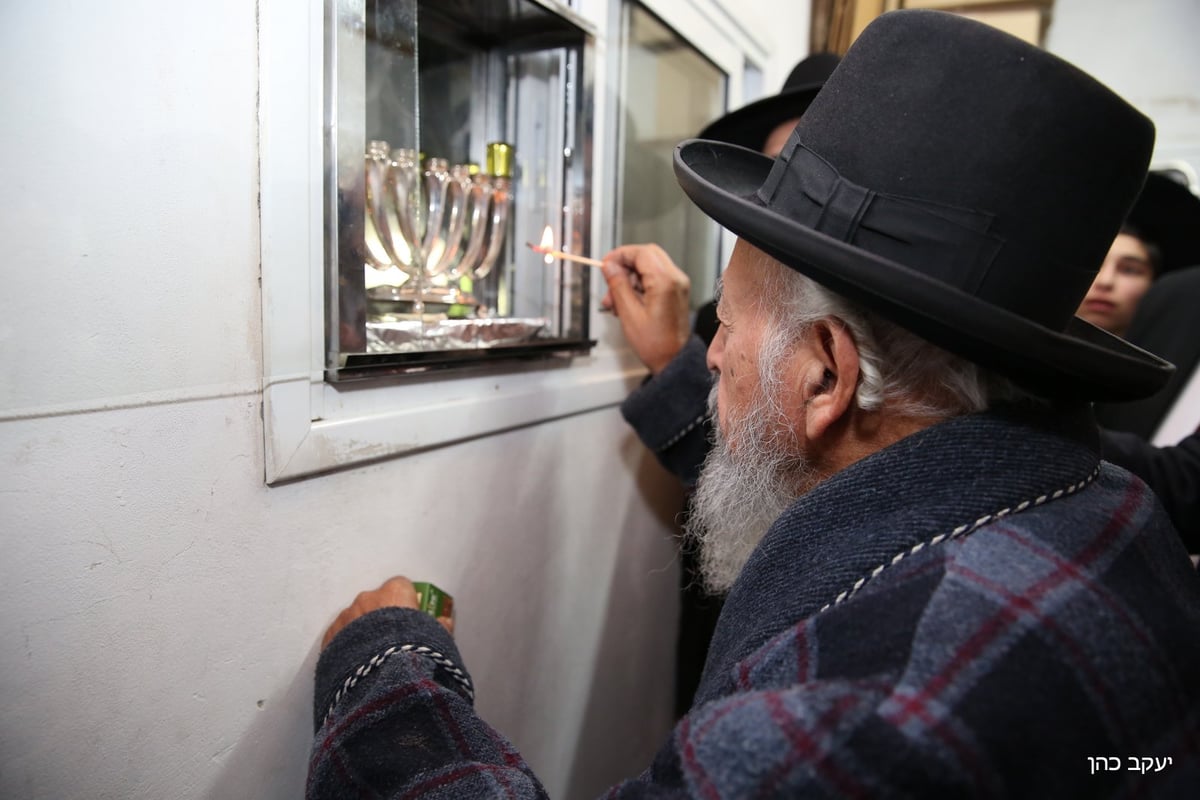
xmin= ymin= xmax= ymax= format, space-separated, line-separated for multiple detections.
xmin=1076 ymin=232 xmax=1155 ymax=338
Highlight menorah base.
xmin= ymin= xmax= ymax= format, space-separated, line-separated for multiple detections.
xmin=366 ymin=283 xmax=481 ymax=320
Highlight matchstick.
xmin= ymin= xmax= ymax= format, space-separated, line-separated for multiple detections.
xmin=526 ymin=242 xmax=604 ymax=267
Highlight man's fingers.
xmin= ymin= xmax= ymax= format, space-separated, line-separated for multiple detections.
xmin=322 ymin=576 xmax=421 ymax=651
xmin=375 ymin=576 xmax=420 ymax=607
xmin=601 ymin=244 xmax=647 ymax=271
xmin=601 ymin=244 xmax=663 ymax=290
xmin=601 ymin=260 xmax=645 ymax=317
xmin=604 ymin=244 xmax=686 ymax=293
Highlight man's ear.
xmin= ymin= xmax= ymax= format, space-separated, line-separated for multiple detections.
xmin=799 ymin=319 xmax=860 ymax=442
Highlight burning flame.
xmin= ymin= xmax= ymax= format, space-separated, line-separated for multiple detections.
xmin=539 ymin=225 xmax=555 ymax=264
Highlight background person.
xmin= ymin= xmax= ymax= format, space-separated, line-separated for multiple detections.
xmin=1099 ymin=265 xmax=1200 ymax=550
xmin=1090 ymin=173 xmax=1200 ymax=440
xmin=1076 ymin=171 xmax=1200 ymax=338
xmin=1091 ymin=178 xmax=1200 ymax=553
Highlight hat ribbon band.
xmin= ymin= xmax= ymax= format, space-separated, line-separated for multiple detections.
xmin=757 ymin=144 xmax=1005 ymax=291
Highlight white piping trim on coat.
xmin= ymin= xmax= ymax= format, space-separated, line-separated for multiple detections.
xmin=323 ymin=644 xmax=474 ymax=725
xmin=818 ymin=466 xmax=1102 ymax=613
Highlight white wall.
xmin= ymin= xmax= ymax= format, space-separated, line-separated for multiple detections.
xmin=739 ymin=1 xmax=813 ymax=92
xmin=1044 ymin=0 xmax=1200 ymax=178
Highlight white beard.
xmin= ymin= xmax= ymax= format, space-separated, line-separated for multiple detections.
xmin=686 ymin=382 xmax=813 ymax=595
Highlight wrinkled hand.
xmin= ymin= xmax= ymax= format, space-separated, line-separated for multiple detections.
xmin=600 ymin=244 xmax=692 ymax=374
xmin=321 ymin=575 xmax=455 ymax=651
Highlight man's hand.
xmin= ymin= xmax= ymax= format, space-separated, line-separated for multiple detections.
xmin=600 ymin=244 xmax=693 ymax=374
xmin=321 ymin=575 xmax=455 ymax=651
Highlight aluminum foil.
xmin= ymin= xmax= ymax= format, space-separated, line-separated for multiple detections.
xmin=366 ymin=317 xmax=550 ymax=353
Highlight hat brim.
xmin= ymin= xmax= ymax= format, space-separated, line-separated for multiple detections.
xmin=698 ymin=83 xmax=824 ymax=152
xmin=674 ymin=139 xmax=1174 ymax=402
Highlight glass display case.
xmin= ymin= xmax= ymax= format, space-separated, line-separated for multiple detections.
xmin=326 ymin=0 xmax=595 ymax=379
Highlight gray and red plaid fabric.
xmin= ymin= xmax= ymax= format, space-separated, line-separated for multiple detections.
xmin=309 ymin=407 xmax=1200 ymax=798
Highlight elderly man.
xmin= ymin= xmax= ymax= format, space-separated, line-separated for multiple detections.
xmin=307 ymin=10 xmax=1200 ymax=797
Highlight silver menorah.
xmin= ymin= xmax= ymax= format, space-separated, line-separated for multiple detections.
xmin=363 ymin=140 xmax=512 ymax=320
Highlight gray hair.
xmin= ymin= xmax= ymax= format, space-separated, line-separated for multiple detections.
xmin=750 ymin=251 xmax=1042 ymax=418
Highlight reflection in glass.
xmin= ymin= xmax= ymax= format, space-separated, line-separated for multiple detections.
xmin=428 ymin=164 xmax=471 ymax=276
xmin=473 ymin=143 xmax=513 ymax=280
xmin=617 ymin=4 xmax=726 ymax=309
xmin=364 ymin=140 xmax=407 ymax=271
xmin=447 ymin=169 xmax=493 ymax=281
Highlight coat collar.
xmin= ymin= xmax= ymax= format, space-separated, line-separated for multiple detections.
xmin=695 ymin=404 xmax=1101 ymax=705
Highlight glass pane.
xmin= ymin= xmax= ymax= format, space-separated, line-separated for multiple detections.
xmin=616 ymin=4 xmax=727 ymax=310
xmin=326 ymin=0 xmax=593 ymax=379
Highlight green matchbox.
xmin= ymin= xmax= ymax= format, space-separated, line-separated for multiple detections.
xmin=412 ymin=582 xmax=454 ymax=619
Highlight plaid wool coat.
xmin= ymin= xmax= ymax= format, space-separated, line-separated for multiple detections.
xmin=308 ymin=407 xmax=1200 ymax=798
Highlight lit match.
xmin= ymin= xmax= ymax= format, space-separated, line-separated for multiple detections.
xmin=528 ymin=226 xmax=604 ymax=267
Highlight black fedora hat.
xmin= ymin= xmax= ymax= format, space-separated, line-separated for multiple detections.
xmin=1127 ymin=171 xmax=1200 ymax=275
xmin=675 ymin=9 xmax=1172 ymax=402
xmin=698 ymin=52 xmax=840 ymax=151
